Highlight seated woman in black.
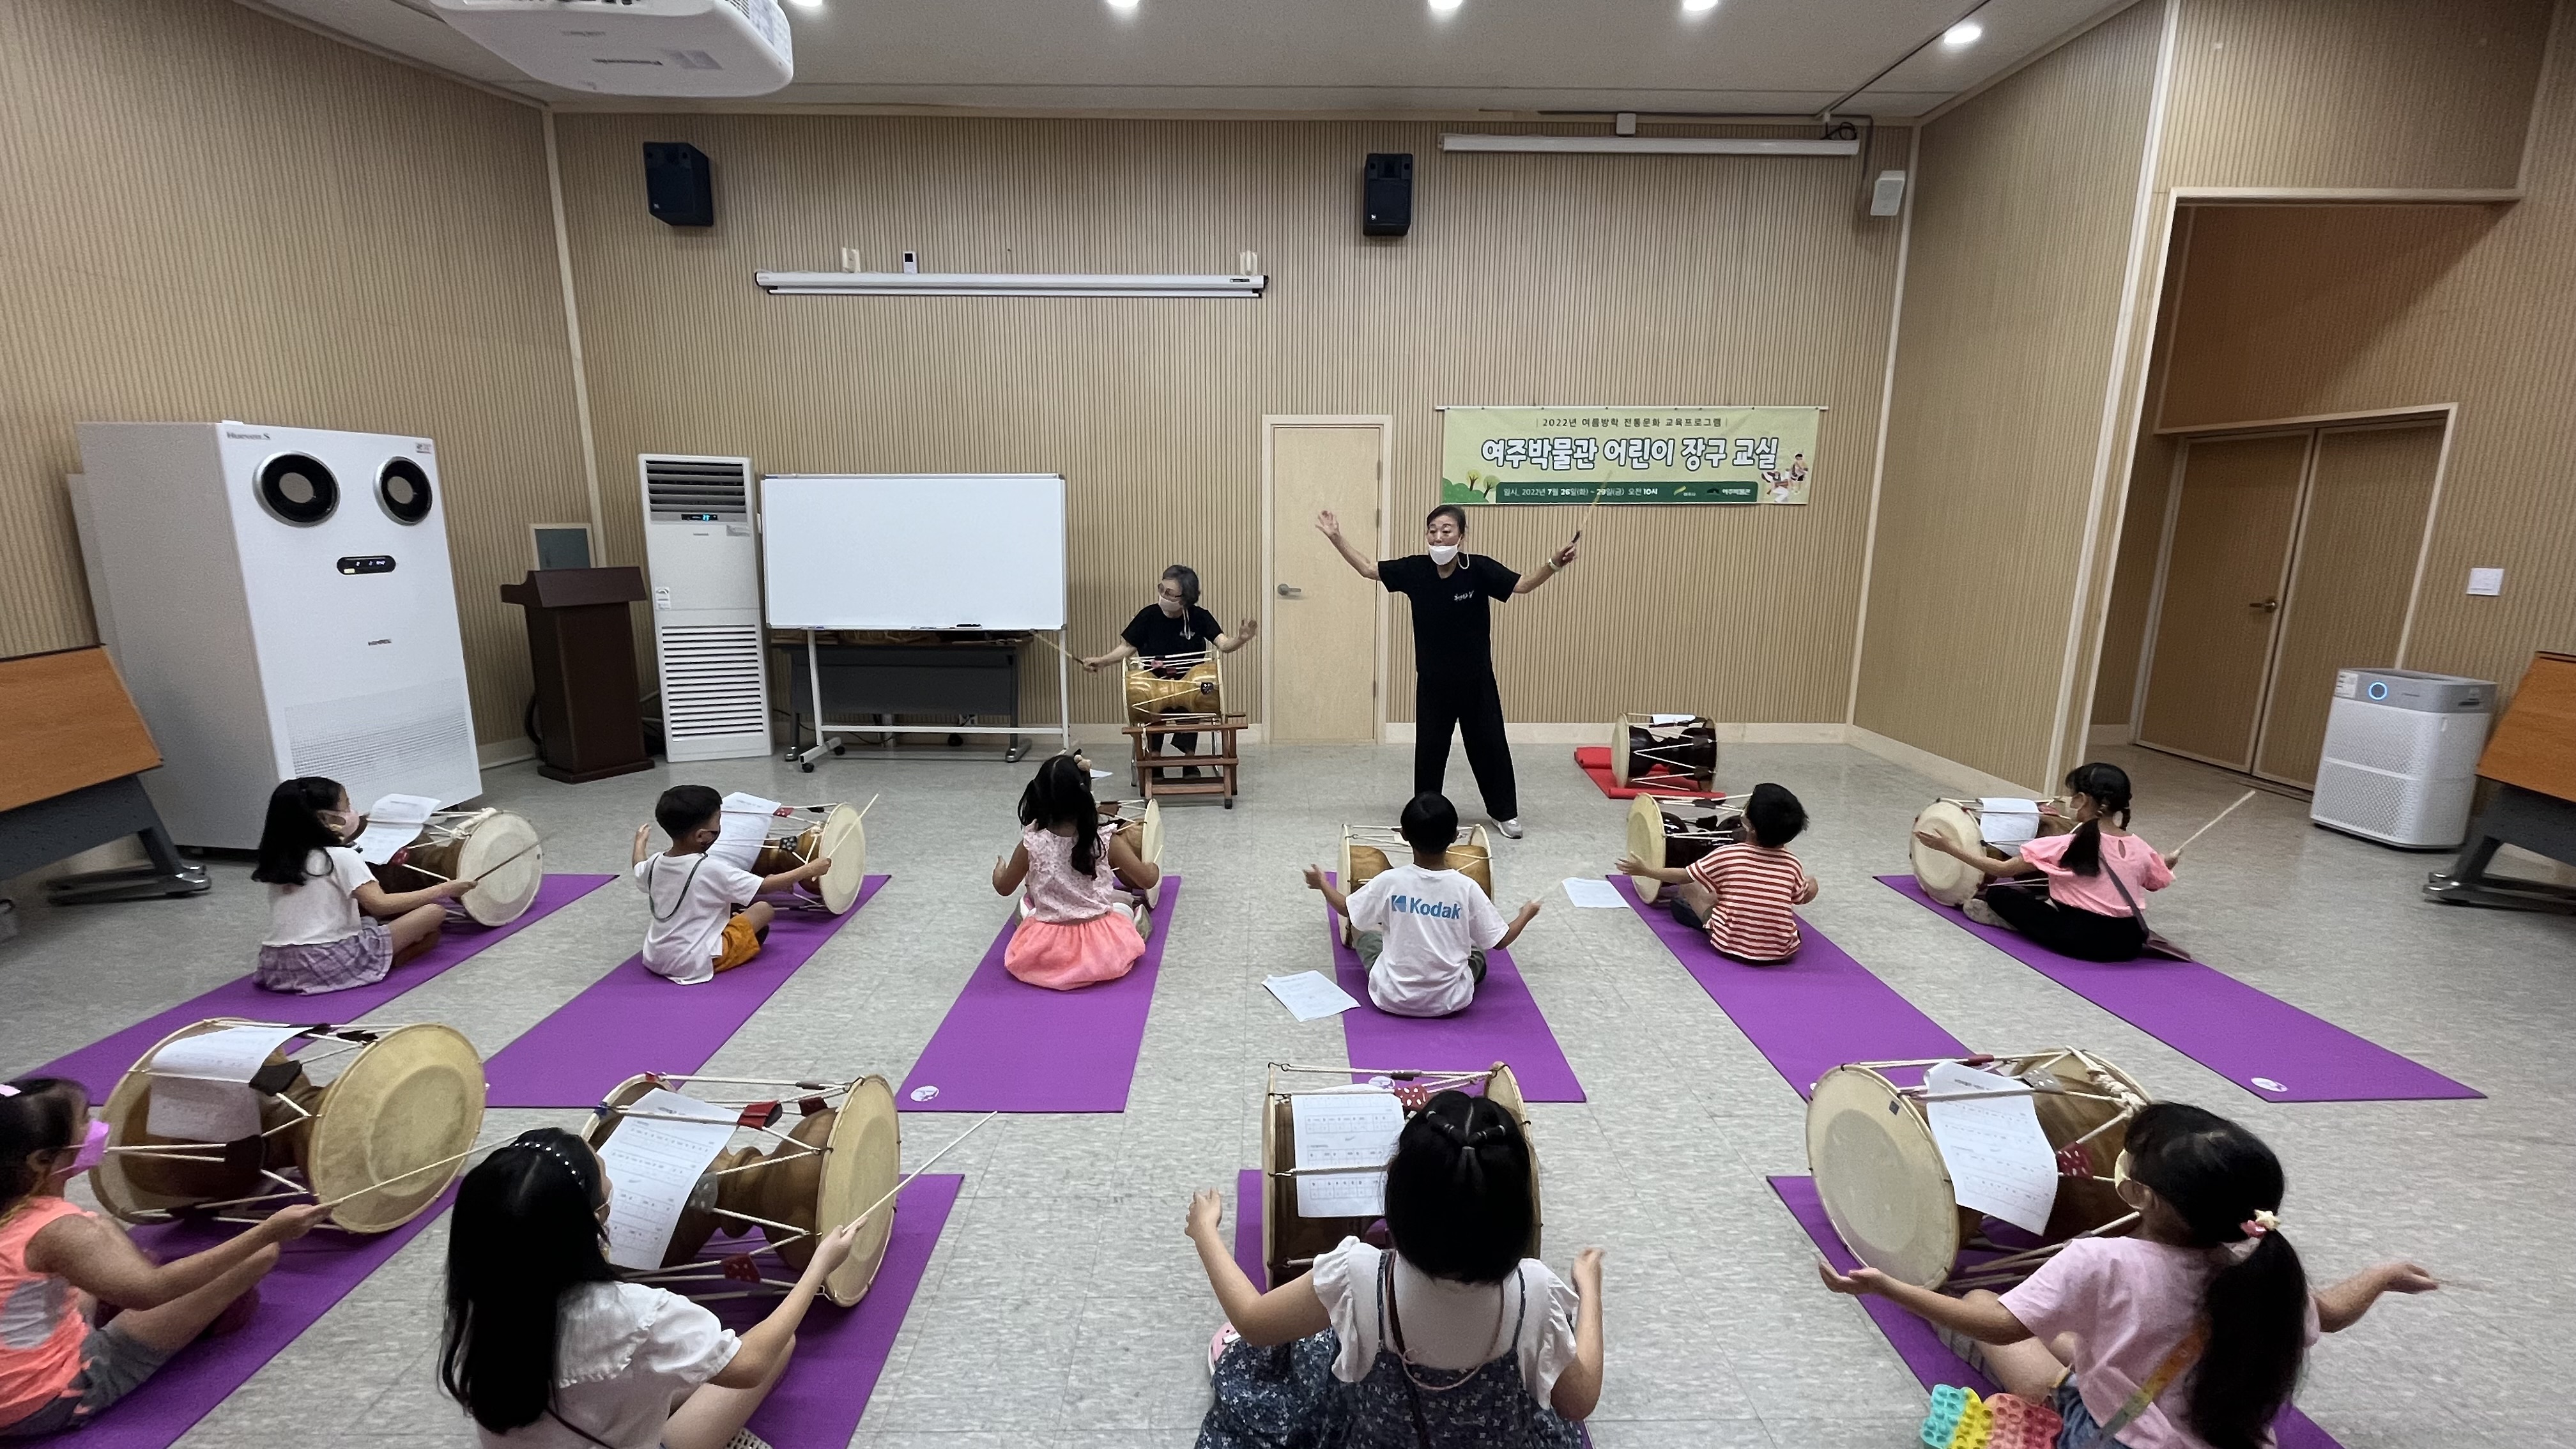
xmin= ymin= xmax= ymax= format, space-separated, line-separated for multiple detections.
xmin=1080 ymin=564 xmax=1256 ymax=778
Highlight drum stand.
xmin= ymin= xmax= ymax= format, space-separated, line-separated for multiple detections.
xmin=1124 ymin=712 xmax=1246 ymax=808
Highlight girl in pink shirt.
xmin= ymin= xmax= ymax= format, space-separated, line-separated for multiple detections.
xmin=1820 ymin=1102 xmax=2439 ymax=1449
xmin=990 ymin=754 xmax=1163 ymax=990
xmin=1914 ymin=762 xmax=2175 ymax=962
xmin=0 ymin=1078 xmax=322 ymax=1439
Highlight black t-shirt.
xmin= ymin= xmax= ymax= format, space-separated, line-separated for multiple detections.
xmin=1122 ymin=603 xmax=1225 ymax=659
xmin=1380 ymin=553 xmax=1519 ymax=681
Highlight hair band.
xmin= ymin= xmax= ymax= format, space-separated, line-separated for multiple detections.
xmin=2241 ymin=1208 xmax=2281 ymax=1238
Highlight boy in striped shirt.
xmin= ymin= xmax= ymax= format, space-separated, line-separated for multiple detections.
xmin=1618 ymin=782 xmax=1816 ymax=962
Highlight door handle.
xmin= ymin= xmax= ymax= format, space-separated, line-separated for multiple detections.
xmin=1277 ymin=584 xmax=1303 ymax=598
xmin=2248 ymin=598 xmax=2279 ymax=613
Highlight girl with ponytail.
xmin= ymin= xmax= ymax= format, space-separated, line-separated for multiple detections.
xmin=991 ymin=753 xmax=1162 ymax=990
xmin=1913 ymin=761 xmax=2177 ymax=962
xmin=1186 ymin=1090 xmax=1605 ymax=1446
xmin=1821 ymin=1102 xmax=2439 ymax=1448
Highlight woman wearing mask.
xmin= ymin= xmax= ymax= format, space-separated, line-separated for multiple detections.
xmin=1318 ymin=505 xmax=1575 ymax=839
xmin=1082 ymin=565 xmax=1257 ymax=779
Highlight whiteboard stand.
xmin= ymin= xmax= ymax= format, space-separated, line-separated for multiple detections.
xmin=792 ymin=629 xmax=1072 ymax=771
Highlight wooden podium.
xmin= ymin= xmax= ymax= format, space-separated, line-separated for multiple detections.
xmin=2425 ymin=650 xmax=2576 ymax=913
xmin=0 ymin=646 xmax=209 ymax=905
xmin=501 ymin=567 xmax=652 ymax=784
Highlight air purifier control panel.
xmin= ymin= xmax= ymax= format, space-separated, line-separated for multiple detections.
xmin=337 ymin=555 xmax=397 ymax=575
xmin=2333 ymin=669 xmax=2488 ymax=712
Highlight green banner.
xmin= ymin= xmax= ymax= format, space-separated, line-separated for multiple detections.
xmin=1440 ymin=406 xmax=1823 ymax=506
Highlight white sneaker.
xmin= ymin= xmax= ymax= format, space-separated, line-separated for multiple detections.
xmin=1963 ymin=897 xmax=2004 ymax=928
xmin=1496 ymin=818 xmax=1524 ymax=839
xmin=724 ymin=1431 xmax=775 ymax=1449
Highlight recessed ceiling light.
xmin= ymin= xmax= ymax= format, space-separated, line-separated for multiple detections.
xmin=1106 ymin=0 xmax=1139 ymax=9
xmin=1942 ymin=19 xmax=1983 ymax=46
xmin=1682 ymin=0 xmax=1719 ymax=12
xmin=1429 ymin=0 xmax=1463 ymax=13
xmin=784 ymin=0 xmax=821 ymax=9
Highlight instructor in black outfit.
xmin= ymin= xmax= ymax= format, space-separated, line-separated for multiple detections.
xmin=1317 ymin=503 xmax=1576 ymax=838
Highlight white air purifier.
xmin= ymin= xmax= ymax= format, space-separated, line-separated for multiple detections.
xmin=427 ymin=0 xmax=793 ymax=96
xmin=2310 ymin=668 xmax=2493 ymax=849
xmin=640 ymin=455 xmax=771 ymax=762
xmin=70 ymin=422 xmax=482 ymax=850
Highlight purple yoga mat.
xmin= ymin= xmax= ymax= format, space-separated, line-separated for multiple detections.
xmin=1611 ymin=875 xmax=1965 ymax=1098
xmin=70 ymin=1192 xmax=452 ymax=1449
xmin=712 ymin=1174 xmax=962 ymax=1449
xmin=484 ymin=876 xmax=890 ymax=1108
xmin=1874 ymin=876 xmax=2480 ymax=1103
xmin=1770 ymin=1176 xmax=2342 ymax=1449
xmin=31 ymin=873 xmax=617 ymax=1094
xmin=1323 ymin=880 xmax=1584 ymax=1103
xmin=1234 ymin=1167 xmax=1269 ymax=1291
xmin=898 ymin=878 xmax=1183 ymax=1113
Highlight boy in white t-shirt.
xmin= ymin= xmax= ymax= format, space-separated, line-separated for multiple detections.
xmin=630 ymin=785 xmax=832 ymax=985
xmin=1303 ymin=792 xmax=1540 ymax=1017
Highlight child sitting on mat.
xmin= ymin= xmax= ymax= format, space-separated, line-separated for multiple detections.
xmin=1304 ymin=792 xmax=1540 ymax=1018
xmin=1186 ymin=1090 xmax=1604 ymax=1446
xmin=439 ymin=1126 xmax=863 ymax=1449
xmin=253 ymin=776 xmax=475 ymax=993
xmin=0 ymin=1077 xmax=325 ymax=1439
xmin=633 ymin=785 xmax=832 ymax=985
xmin=990 ymin=754 xmax=1162 ymax=990
xmin=1913 ymin=761 xmax=2174 ymax=963
xmin=1617 ymin=781 xmax=1817 ymax=963
xmin=1819 ymin=1101 xmax=2439 ymax=1449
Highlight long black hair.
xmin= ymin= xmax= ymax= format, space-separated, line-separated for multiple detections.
xmin=252 ymin=776 xmax=349 ymax=885
xmin=440 ymin=1128 xmax=620 ymax=1436
xmin=0 ymin=1078 xmax=84 ymax=1208
xmin=1018 ymin=754 xmax=1103 ymax=877
xmin=2125 ymin=1103 xmax=2307 ymax=1449
xmin=1384 ymin=1090 xmax=1533 ymax=1284
xmin=2058 ymin=761 xmax=2135 ymax=877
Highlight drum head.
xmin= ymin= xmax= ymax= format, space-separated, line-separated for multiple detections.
xmin=1337 ymin=835 xmax=1369 ymax=947
xmin=307 ymin=1024 xmax=486 ymax=1232
xmin=1137 ymin=801 xmax=1165 ymax=911
xmin=815 ymin=804 xmax=868 ymax=914
xmin=1911 ymin=801 xmax=1986 ymax=908
xmin=1611 ymin=718 xmax=1635 ymax=787
xmin=815 ymin=1076 xmax=901 ymax=1307
xmin=1807 ymin=1066 xmax=1961 ymax=1288
xmin=450 ymin=811 xmax=543 ymax=926
xmin=1482 ymin=1064 xmax=1544 ymax=1259
xmin=1623 ymin=796 xmax=1667 ymax=903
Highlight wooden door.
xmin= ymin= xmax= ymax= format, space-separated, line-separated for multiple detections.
xmin=1266 ymin=422 xmax=1384 ymax=743
xmin=2136 ymin=433 xmax=2309 ymax=769
xmin=2252 ymin=423 xmax=2442 ymax=785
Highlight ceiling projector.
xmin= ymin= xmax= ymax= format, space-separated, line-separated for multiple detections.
xmin=428 ymin=0 xmax=793 ymax=96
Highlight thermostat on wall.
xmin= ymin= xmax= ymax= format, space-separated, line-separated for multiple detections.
xmin=2465 ymin=567 xmax=2504 ymax=596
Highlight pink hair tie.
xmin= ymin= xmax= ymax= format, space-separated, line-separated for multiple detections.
xmin=2240 ymin=1209 xmax=2281 ymax=1238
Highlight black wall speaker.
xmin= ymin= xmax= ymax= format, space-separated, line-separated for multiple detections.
xmin=643 ymin=142 xmax=714 ymax=228
xmin=1363 ymin=153 xmax=1413 ymax=237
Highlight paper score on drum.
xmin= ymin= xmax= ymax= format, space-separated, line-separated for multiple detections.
xmin=1920 ymin=1061 xmax=2062 ymax=1236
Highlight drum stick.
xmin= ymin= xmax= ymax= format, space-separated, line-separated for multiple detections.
xmin=848 ymin=1111 xmax=998 ymax=1227
xmin=1568 ymin=479 xmax=1609 ymax=550
xmin=2170 ymin=790 xmax=2259 ymax=861
xmin=314 ymin=1143 xmax=482 ymax=1209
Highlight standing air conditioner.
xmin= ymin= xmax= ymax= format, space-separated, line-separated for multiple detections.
xmin=640 ymin=455 xmax=771 ymax=762
xmin=70 ymin=422 xmax=481 ymax=848
xmin=2311 ymin=669 xmax=2493 ymax=849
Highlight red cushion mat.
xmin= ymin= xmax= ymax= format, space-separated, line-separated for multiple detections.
xmin=1572 ymin=746 xmax=1713 ymax=800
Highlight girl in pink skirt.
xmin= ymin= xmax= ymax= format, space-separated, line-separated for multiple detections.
xmin=991 ymin=755 xmax=1162 ymax=990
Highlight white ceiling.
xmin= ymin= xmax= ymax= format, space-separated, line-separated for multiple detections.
xmin=257 ymin=0 xmax=2131 ymax=117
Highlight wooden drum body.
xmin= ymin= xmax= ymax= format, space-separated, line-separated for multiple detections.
xmin=587 ymin=1074 xmax=900 ymax=1308
xmin=1124 ymin=652 xmax=1225 ymax=726
xmin=96 ymin=1020 xmax=484 ymax=1234
xmin=1337 ymin=824 xmax=1492 ymax=947
xmin=1260 ymin=1062 xmax=1540 ymax=1291
xmin=1611 ymin=714 xmax=1717 ymax=790
xmin=1806 ymin=1048 xmax=2151 ymax=1291
xmin=1621 ymin=795 xmax=1744 ymax=903
xmin=739 ymin=803 xmax=870 ymax=913
xmin=372 ymin=809 xmax=544 ymax=926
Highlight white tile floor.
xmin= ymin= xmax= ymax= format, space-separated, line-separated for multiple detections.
xmin=4 ymin=738 xmax=2570 ymax=1448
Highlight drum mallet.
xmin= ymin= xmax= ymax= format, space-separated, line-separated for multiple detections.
xmin=847 ymin=1111 xmax=999 ymax=1227
xmin=2169 ymin=789 xmax=2259 ymax=862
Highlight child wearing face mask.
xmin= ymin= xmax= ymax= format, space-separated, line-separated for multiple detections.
xmin=1079 ymin=564 xmax=1258 ymax=779
xmin=1819 ymin=1101 xmax=2439 ymax=1449
xmin=252 ymin=776 xmax=474 ymax=994
xmin=0 ymin=1078 xmax=323 ymax=1438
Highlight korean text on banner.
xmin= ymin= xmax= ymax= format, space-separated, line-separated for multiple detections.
xmin=1440 ymin=406 xmax=1823 ymax=507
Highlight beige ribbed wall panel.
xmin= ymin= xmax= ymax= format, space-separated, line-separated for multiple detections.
xmin=1852 ymin=0 xmax=2165 ymax=786
xmin=0 ymin=0 xmax=585 ymax=748
xmin=554 ymin=116 xmax=1908 ymax=730
xmin=2158 ymin=0 xmax=2552 ymax=190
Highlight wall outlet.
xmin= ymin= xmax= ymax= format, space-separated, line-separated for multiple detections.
xmin=2466 ymin=567 xmax=2504 ymax=596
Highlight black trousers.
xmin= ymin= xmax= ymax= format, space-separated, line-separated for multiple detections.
xmin=1983 ymin=884 xmax=2147 ymax=962
xmin=1414 ymin=671 xmax=1517 ymax=821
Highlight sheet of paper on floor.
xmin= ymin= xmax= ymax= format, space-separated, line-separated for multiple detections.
xmin=596 ymin=1088 xmax=740 ymax=1269
xmin=1922 ymin=1061 xmax=2060 ymax=1236
xmin=1290 ymin=1088 xmax=1406 ymax=1218
xmin=1563 ymin=877 xmax=1629 ymax=908
xmin=143 ymin=1022 xmax=310 ymax=1138
xmin=353 ymin=793 xmax=441 ymax=864
xmin=1266 ymin=970 xmax=1361 ymax=1022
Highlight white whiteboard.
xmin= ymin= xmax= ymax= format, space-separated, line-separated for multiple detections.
xmin=760 ymin=473 xmax=1066 ymax=630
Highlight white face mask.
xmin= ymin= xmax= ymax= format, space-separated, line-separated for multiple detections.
xmin=1157 ymin=595 xmax=1184 ymax=616
xmin=1427 ymin=544 xmax=1460 ymax=566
